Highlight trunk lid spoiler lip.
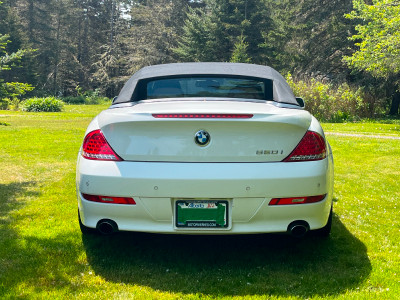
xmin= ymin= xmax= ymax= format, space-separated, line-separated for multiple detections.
xmin=100 ymin=100 xmax=311 ymax=130
xmin=109 ymin=98 xmax=304 ymax=110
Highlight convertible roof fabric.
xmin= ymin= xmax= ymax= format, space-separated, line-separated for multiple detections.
xmin=114 ymin=62 xmax=298 ymax=106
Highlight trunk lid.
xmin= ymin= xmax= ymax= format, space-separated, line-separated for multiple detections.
xmin=98 ymin=100 xmax=312 ymax=162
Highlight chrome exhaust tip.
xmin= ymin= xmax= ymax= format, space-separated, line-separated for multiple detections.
xmin=288 ymin=221 xmax=309 ymax=238
xmin=96 ymin=219 xmax=118 ymax=235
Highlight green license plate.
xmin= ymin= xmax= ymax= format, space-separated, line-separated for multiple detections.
xmin=175 ymin=200 xmax=229 ymax=228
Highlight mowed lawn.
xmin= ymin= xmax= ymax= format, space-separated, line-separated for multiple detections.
xmin=0 ymin=105 xmax=399 ymax=299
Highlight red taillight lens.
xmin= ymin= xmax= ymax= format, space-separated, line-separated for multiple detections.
xmin=152 ymin=113 xmax=253 ymax=119
xmin=82 ymin=130 xmax=122 ymax=161
xmin=283 ymin=131 xmax=326 ymax=162
xmin=82 ymin=193 xmax=136 ymax=205
xmin=269 ymin=194 xmax=326 ymax=205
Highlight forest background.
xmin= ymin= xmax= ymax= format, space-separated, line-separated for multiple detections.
xmin=1 ymin=0 xmax=400 ymax=120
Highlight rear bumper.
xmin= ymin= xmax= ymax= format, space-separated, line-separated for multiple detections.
xmin=77 ymin=157 xmax=334 ymax=234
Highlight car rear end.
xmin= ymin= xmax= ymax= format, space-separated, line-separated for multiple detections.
xmin=76 ymin=100 xmax=334 ymax=236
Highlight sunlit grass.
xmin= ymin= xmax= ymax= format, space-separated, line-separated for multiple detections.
xmin=322 ymin=122 xmax=400 ymax=136
xmin=0 ymin=106 xmax=399 ymax=299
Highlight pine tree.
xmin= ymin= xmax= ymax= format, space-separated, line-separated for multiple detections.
xmin=175 ymin=0 xmax=271 ymax=63
xmin=122 ymin=0 xmax=190 ymax=72
xmin=0 ymin=1 xmax=34 ymax=103
xmin=263 ymin=0 xmax=356 ymax=79
xmin=230 ymin=34 xmax=251 ymax=63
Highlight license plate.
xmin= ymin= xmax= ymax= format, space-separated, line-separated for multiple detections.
xmin=175 ymin=200 xmax=229 ymax=228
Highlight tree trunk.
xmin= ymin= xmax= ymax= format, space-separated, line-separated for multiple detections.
xmin=110 ymin=0 xmax=115 ymax=50
xmin=53 ymin=11 xmax=61 ymax=96
xmin=389 ymin=91 xmax=400 ymax=115
xmin=27 ymin=0 xmax=35 ymax=43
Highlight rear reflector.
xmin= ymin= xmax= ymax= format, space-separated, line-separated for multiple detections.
xmin=152 ymin=113 xmax=253 ymax=119
xmin=269 ymin=194 xmax=326 ymax=205
xmin=82 ymin=193 xmax=136 ymax=205
xmin=82 ymin=130 xmax=122 ymax=161
xmin=283 ymin=131 xmax=326 ymax=162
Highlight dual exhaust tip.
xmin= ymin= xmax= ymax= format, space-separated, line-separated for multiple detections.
xmin=96 ymin=219 xmax=310 ymax=237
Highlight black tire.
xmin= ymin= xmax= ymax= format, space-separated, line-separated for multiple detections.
xmin=314 ymin=205 xmax=333 ymax=237
xmin=78 ymin=210 xmax=96 ymax=235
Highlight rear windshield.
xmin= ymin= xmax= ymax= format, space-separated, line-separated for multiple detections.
xmin=133 ymin=76 xmax=273 ymax=101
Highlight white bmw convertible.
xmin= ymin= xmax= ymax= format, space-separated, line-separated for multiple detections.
xmin=76 ymin=62 xmax=334 ymax=237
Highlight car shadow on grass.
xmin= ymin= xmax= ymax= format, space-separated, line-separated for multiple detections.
xmin=0 ymin=181 xmax=89 ymax=297
xmin=82 ymin=212 xmax=371 ymax=298
xmin=0 ymin=181 xmax=40 ymax=295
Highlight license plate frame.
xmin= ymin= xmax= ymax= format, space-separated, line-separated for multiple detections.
xmin=175 ymin=200 xmax=230 ymax=229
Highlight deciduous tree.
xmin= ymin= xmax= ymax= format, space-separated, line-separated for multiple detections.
xmin=344 ymin=0 xmax=400 ymax=114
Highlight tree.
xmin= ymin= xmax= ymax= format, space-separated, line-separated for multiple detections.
xmin=175 ymin=0 xmax=271 ymax=63
xmin=91 ymin=0 xmax=135 ymax=97
xmin=230 ymin=34 xmax=251 ymax=63
xmin=174 ymin=5 xmax=223 ymax=61
xmin=263 ymin=0 xmax=356 ymax=80
xmin=122 ymin=0 xmax=190 ymax=72
xmin=0 ymin=1 xmax=34 ymax=103
xmin=344 ymin=0 xmax=400 ymax=114
xmin=0 ymin=35 xmax=32 ymax=98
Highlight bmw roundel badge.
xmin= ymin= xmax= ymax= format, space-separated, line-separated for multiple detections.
xmin=194 ymin=130 xmax=210 ymax=146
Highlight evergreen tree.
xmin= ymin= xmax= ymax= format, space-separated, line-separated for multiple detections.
xmin=122 ymin=0 xmax=190 ymax=72
xmin=0 ymin=0 xmax=36 ymax=91
xmin=91 ymin=0 xmax=135 ymax=97
xmin=230 ymin=34 xmax=251 ymax=63
xmin=0 ymin=1 xmax=34 ymax=103
xmin=263 ymin=0 xmax=356 ymax=80
xmin=174 ymin=6 xmax=222 ymax=61
xmin=175 ymin=0 xmax=271 ymax=63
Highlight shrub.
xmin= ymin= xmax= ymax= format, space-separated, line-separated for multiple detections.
xmin=62 ymin=89 xmax=110 ymax=105
xmin=286 ymin=74 xmax=385 ymax=122
xmin=23 ymin=97 xmax=64 ymax=112
xmin=84 ymin=94 xmax=109 ymax=105
xmin=83 ymin=89 xmax=110 ymax=105
xmin=0 ymin=98 xmax=10 ymax=110
xmin=62 ymin=95 xmax=85 ymax=104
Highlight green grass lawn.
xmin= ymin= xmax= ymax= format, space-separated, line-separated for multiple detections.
xmin=1 ymin=106 xmax=399 ymax=299
xmin=323 ymin=122 xmax=400 ymax=137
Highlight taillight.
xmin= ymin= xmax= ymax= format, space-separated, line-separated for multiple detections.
xmin=152 ymin=113 xmax=253 ymax=119
xmin=269 ymin=194 xmax=326 ymax=205
xmin=82 ymin=193 xmax=136 ymax=205
xmin=283 ymin=131 xmax=326 ymax=162
xmin=82 ymin=130 xmax=122 ymax=161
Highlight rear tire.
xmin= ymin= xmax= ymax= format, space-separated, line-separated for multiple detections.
xmin=314 ymin=205 xmax=332 ymax=237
